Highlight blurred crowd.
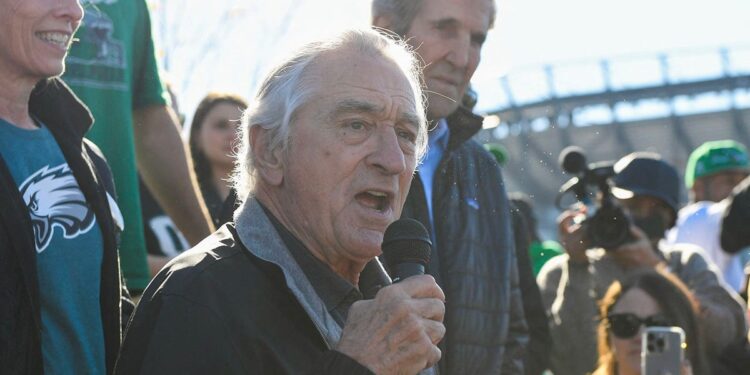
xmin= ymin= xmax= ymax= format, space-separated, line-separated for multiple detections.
xmin=1 ymin=0 xmax=748 ymax=374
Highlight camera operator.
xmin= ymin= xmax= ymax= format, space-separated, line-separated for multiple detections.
xmin=537 ymin=152 xmax=747 ymax=375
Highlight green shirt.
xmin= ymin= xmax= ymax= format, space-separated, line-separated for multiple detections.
xmin=64 ymin=0 xmax=168 ymax=291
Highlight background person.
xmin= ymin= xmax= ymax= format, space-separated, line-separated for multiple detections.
xmin=372 ymin=1 xmax=529 ymax=372
xmin=0 ymin=0 xmax=131 ymax=373
xmin=537 ymin=152 xmax=747 ymax=375
xmin=63 ymin=0 xmax=214 ymax=293
xmin=188 ymin=92 xmax=247 ymax=224
xmin=592 ymin=269 xmax=709 ymax=375
xmin=143 ymin=93 xmax=247 ymax=274
xmin=667 ymin=140 xmax=750 ymax=292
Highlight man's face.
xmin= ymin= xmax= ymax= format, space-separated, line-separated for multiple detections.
xmin=276 ymin=51 xmax=421 ymax=268
xmin=696 ymin=170 xmax=748 ymax=202
xmin=619 ymin=196 xmax=673 ymax=241
xmin=403 ymin=0 xmax=493 ymax=120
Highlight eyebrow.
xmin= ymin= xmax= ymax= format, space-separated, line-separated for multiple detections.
xmin=432 ymin=17 xmax=487 ymax=45
xmin=433 ymin=17 xmax=460 ymax=29
xmin=331 ymin=99 xmax=421 ymax=131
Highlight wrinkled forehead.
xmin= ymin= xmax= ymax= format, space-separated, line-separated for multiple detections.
xmin=306 ymin=50 xmax=420 ymax=117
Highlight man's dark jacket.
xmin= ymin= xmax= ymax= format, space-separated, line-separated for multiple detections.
xmin=400 ymin=107 xmax=529 ymax=374
xmin=0 ymin=79 xmax=129 ymax=374
xmin=115 ymin=199 xmax=372 ymax=375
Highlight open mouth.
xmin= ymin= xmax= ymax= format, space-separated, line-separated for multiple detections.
xmin=355 ymin=190 xmax=392 ymax=212
xmin=36 ymin=32 xmax=71 ymax=49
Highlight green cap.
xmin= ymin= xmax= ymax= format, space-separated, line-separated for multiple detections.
xmin=685 ymin=140 xmax=750 ymax=188
xmin=484 ymin=143 xmax=508 ymax=166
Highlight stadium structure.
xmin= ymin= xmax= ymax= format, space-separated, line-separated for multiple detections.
xmin=473 ymin=46 xmax=750 ymax=236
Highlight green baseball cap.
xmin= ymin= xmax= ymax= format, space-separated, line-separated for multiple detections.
xmin=685 ymin=140 xmax=750 ymax=188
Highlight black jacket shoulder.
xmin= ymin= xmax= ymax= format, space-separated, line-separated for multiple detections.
xmin=116 ymin=225 xmax=372 ymax=375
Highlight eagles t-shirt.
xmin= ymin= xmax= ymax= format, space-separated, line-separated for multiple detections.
xmin=0 ymin=118 xmax=106 ymax=374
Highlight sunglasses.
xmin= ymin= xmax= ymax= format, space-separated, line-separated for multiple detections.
xmin=606 ymin=313 xmax=670 ymax=339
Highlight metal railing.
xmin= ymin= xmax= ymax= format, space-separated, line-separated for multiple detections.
xmin=474 ymin=46 xmax=750 ymax=137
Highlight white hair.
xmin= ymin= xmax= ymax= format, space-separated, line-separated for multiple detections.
xmin=231 ymin=28 xmax=428 ymax=204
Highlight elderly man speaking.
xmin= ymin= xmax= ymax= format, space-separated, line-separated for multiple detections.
xmin=115 ymin=29 xmax=444 ymax=375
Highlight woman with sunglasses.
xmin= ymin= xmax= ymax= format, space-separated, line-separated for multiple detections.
xmin=593 ymin=268 xmax=709 ymax=375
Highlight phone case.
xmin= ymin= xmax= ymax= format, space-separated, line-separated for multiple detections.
xmin=641 ymin=326 xmax=685 ymax=375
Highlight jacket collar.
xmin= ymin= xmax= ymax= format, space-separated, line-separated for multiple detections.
xmin=28 ymin=78 xmax=93 ymax=142
xmin=444 ymin=106 xmax=483 ymax=151
xmin=233 ymin=198 xmax=343 ymax=348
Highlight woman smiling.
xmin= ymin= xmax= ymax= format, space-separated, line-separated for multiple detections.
xmin=0 ymin=1 xmax=128 ymax=374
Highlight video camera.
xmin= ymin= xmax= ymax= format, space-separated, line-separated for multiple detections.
xmin=556 ymin=146 xmax=633 ymax=250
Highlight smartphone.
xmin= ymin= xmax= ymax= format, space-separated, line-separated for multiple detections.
xmin=641 ymin=326 xmax=685 ymax=375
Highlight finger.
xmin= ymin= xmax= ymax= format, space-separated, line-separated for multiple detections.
xmin=557 ymin=210 xmax=577 ymax=230
xmin=424 ymin=343 xmax=442 ymax=369
xmin=394 ymin=275 xmax=445 ymax=300
xmin=422 ymin=319 xmax=446 ymax=345
xmin=410 ymin=297 xmax=445 ymax=321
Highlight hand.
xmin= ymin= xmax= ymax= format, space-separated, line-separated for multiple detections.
xmin=610 ymin=225 xmax=663 ymax=269
xmin=558 ymin=208 xmax=589 ymax=264
xmin=337 ymin=275 xmax=446 ymax=375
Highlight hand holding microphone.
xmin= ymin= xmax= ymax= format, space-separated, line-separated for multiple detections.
xmin=337 ymin=219 xmax=445 ymax=375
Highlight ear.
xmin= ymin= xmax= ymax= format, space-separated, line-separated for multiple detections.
xmin=250 ymin=125 xmax=284 ymax=186
xmin=372 ymin=14 xmax=394 ymax=31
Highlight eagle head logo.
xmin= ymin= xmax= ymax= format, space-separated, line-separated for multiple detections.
xmin=19 ymin=164 xmax=96 ymax=253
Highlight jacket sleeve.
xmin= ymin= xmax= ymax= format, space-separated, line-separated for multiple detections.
xmin=537 ymin=255 xmax=599 ymax=375
xmin=671 ymin=248 xmax=748 ymax=355
xmin=309 ymin=351 xmax=374 ymax=375
xmin=501 ymin=235 xmax=530 ymax=375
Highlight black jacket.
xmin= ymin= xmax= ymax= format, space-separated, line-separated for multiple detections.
xmin=0 ymin=79 xmax=129 ymax=374
xmin=400 ymin=108 xmax=528 ymax=374
xmin=115 ymin=199 xmax=373 ymax=375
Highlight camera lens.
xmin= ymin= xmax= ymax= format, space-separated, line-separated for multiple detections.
xmin=587 ymin=203 xmax=631 ymax=249
xmin=656 ymin=338 xmax=665 ymax=349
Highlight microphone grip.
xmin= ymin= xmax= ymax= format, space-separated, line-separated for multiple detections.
xmin=391 ymin=263 xmax=425 ymax=283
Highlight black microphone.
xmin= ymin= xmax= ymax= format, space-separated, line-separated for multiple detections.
xmin=381 ymin=218 xmax=432 ymax=283
xmin=559 ymin=145 xmax=588 ymax=175
xmin=359 ymin=257 xmax=392 ymax=299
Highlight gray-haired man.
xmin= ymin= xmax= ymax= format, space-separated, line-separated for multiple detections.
xmin=372 ymin=1 xmax=529 ymax=374
xmin=116 ymin=28 xmax=444 ymax=375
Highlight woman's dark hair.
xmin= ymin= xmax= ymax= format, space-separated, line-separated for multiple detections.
xmin=188 ymin=92 xmax=248 ymax=189
xmin=594 ymin=267 xmax=709 ymax=375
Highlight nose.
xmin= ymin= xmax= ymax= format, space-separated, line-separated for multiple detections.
xmin=56 ymin=0 xmax=85 ymax=28
xmin=368 ymin=127 xmax=407 ymax=176
xmin=445 ymin=34 xmax=471 ymax=69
